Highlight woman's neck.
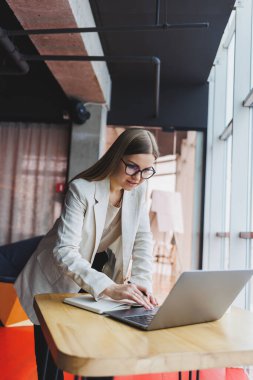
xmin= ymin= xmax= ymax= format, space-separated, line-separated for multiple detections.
xmin=109 ymin=178 xmax=124 ymax=207
xmin=109 ymin=177 xmax=123 ymax=193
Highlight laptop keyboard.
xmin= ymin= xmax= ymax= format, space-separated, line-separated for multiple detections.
xmin=123 ymin=309 xmax=158 ymax=326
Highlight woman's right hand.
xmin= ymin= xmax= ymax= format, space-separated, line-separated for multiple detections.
xmin=101 ymin=283 xmax=155 ymax=310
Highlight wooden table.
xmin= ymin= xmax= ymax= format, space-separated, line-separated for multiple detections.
xmin=34 ymin=293 xmax=253 ymax=378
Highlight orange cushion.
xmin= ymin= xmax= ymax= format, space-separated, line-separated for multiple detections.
xmin=0 ymin=282 xmax=28 ymax=326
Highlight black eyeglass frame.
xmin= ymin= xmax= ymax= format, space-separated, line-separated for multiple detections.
xmin=121 ymin=159 xmax=156 ymax=179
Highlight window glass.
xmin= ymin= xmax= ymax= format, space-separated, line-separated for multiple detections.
xmin=251 ymin=10 xmax=253 ymax=87
xmin=250 ymin=112 xmax=253 ymax=310
xmin=223 ymin=134 xmax=232 ymax=269
xmin=225 ymin=34 xmax=235 ymax=126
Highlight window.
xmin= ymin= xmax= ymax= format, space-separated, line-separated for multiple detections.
xmin=225 ymin=33 xmax=235 ymax=126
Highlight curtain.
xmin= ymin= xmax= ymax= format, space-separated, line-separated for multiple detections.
xmin=0 ymin=122 xmax=70 ymax=245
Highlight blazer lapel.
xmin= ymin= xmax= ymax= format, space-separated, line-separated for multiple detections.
xmin=91 ymin=177 xmax=110 ymax=260
xmin=121 ymin=189 xmax=140 ymax=276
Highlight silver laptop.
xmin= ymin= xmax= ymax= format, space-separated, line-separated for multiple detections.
xmin=106 ymin=269 xmax=253 ymax=330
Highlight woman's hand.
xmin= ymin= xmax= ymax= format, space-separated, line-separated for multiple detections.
xmin=101 ymin=283 xmax=158 ymax=310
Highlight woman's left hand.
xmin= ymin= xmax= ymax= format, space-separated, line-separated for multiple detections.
xmin=145 ymin=292 xmax=159 ymax=306
xmin=128 ymin=282 xmax=158 ymax=306
xmin=100 ymin=283 xmax=158 ymax=309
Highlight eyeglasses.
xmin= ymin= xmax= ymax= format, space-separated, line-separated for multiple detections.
xmin=121 ymin=159 xmax=156 ymax=179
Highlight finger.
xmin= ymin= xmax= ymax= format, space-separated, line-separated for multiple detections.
xmin=118 ymin=285 xmax=148 ymax=303
xmin=127 ymin=291 xmax=146 ymax=306
xmin=128 ymin=284 xmax=148 ymax=299
xmin=135 ymin=289 xmax=155 ymax=309
xmin=145 ymin=293 xmax=153 ymax=304
xmin=134 ymin=292 xmax=154 ymax=309
xmin=143 ymin=296 xmax=155 ymax=309
xmin=131 ymin=293 xmax=153 ymax=309
xmin=149 ymin=294 xmax=159 ymax=306
xmin=135 ymin=284 xmax=149 ymax=295
xmin=127 ymin=289 xmax=153 ymax=309
xmin=125 ymin=286 xmax=154 ymax=309
xmin=134 ymin=289 xmax=155 ymax=308
xmin=134 ymin=287 xmax=148 ymax=299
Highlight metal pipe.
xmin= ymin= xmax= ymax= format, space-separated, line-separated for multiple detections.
xmin=152 ymin=57 xmax=160 ymax=118
xmin=21 ymin=54 xmax=160 ymax=118
xmin=6 ymin=22 xmax=209 ymax=37
xmin=22 ymin=54 xmax=156 ymax=63
xmin=164 ymin=0 xmax=168 ymax=24
xmin=0 ymin=27 xmax=29 ymax=75
xmin=156 ymin=0 xmax=161 ymax=25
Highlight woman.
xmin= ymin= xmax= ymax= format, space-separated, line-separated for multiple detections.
xmin=15 ymin=127 xmax=159 ymax=379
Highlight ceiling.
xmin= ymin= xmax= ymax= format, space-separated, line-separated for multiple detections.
xmin=0 ymin=0 xmax=235 ymax=128
xmin=0 ymin=1 xmax=69 ymax=122
xmin=91 ymin=0 xmax=232 ymax=84
xmin=90 ymin=0 xmax=235 ymax=128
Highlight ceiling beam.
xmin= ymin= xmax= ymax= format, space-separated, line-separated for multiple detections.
xmin=6 ymin=0 xmax=111 ymax=105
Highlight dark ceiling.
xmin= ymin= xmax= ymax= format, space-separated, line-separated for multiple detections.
xmin=0 ymin=0 xmax=235 ymax=128
xmin=90 ymin=0 xmax=235 ymax=129
xmin=91 ymin=0 xmax=232 ymax=84
xmin=0 ymin=2 xmax=68 ymax=123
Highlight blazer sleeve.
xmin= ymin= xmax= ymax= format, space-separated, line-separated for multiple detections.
xmin=129 ymin=194 xmax=154 ymax=293
xmin=52 ymin=180 xmax=114 ymax=299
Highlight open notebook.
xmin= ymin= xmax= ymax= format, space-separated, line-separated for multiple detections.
xmin=63 ymin=294 xmax=135 ymax=314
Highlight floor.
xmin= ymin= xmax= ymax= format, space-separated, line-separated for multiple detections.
xmin=0 ymin=266 xmax=250 ymax=380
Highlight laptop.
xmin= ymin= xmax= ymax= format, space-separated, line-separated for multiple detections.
xmin=106 ymin=269 xmax=253 ymax=330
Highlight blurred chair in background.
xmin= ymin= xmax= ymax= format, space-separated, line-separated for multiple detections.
xmin=150 ymin=190 xmax=184 ymax=279
xmin=0 ymin=235 xmax=43 ymax=325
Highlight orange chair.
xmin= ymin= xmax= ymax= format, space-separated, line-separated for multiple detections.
xmin=0 ymin=236 xmax=43 ymax=325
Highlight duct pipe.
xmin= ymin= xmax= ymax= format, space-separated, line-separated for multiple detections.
xmin=21 ymin=54 xmax=161 ymax=118
xmin=0 ymin=27 xmax=29 ymax=75
xmin=7 ymin=23 xmax=209 ymax=37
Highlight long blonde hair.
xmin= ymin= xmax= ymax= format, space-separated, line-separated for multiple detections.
xmin=72 ymin=128 xmax=159 ymax=182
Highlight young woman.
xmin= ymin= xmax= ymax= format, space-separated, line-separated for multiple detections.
xmin=15 ymin=127 xmax=159 ymax=380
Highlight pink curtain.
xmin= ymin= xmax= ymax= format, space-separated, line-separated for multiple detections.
xmin=0 ymin=122 xmax=70 ymax=245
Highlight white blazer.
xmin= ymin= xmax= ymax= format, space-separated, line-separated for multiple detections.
xmin=15 ymin=177 xmax=153 ymax=323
